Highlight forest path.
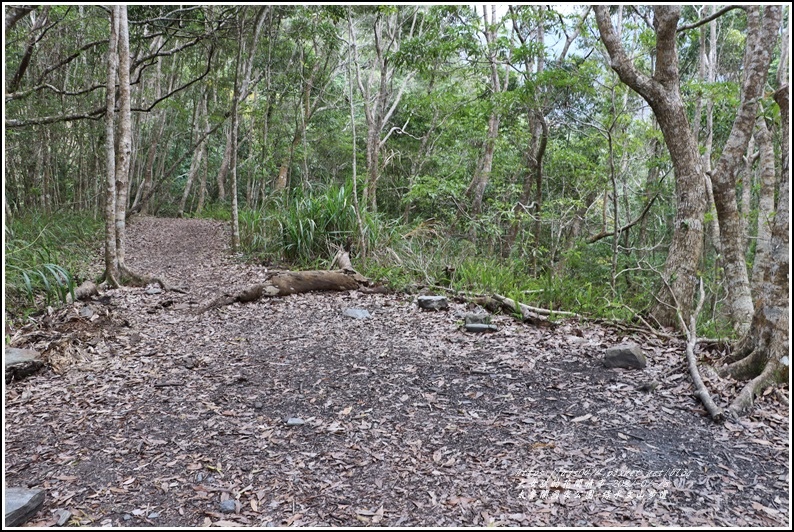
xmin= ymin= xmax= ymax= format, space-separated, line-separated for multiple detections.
xmin=5 ymin=217 xmax=789 ymax=527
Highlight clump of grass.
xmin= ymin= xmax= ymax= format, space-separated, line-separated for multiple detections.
xmin=239 ymin=182 xmax=393 ymax=267
xmin=5 ymin=211 xmax=102 ymax=319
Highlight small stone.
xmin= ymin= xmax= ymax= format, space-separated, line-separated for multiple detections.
xmin=147 ymin=512 xmax=160 ymax=519
xmin=463 ymin=313 xmax=491 ymax=325
xmin=122 ymin=514 xmax=132 ymax=521
xmin=343 ymin=308 xmax=371 ymax=319
xmin=254 ymin=401 xmax=263 ymax=410
xmin=55 ymin=509 xmax=72 ymax=526
xmin=79 ymin=306 xmax=95 ymax=318
xmin=417 ymin=295 xmax=448 ymax=310
xmin=603 ymin=343 xmax=647 ymax=369
xmin=286 ymin=417 xmax=305 ymax=426
xmin=465 ymin=323 xmax=498 ymax=333
xmin=220 ymin=500 xmax=236 ymax=514
xmin=145 ymin=286 xmax=162 ymax=295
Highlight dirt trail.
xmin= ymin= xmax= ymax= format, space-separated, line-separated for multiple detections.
xmin=4 ymin=217 xmax=789 ymax=527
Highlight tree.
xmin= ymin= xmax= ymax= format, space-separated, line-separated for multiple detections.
xmin=707 ymin=6 xmax=781 ymax=335
xmin=720 ymin=85 xmax=789 ymax=416
xmin=348 ymin=6 xmax=423 ymax=211
xmin=102 ymin=5 xmax=132 ymax=286
xmin=595 ymin=6 xmax=708 ymax=327
xmin=465 ymin=5 xmax=510 ymax=218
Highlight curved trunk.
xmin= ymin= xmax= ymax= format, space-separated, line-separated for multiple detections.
xmin=721 ymin=86 xmax=789 ymax=416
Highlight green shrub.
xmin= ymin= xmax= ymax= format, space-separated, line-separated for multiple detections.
xmin=5 ymin=211 xmax=101 ymax=318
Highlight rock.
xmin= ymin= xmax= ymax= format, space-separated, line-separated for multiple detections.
xmin=145 ymin=286 xmax=162 ymax=295
xmin=5 ymin=347 xmax=44 ymax=383
xmin=603 ymin=343 xmax=647 ymax=369
xmin=343 ymin=308 xmax=371 ymax=319
xmin=79 ymin=306 xmax=95 ymax=319
xmin=286 ymin=417 xmax=305 ymax=426
xmin=254 ymin=401 xmax=263 ymax=410
xmin=147 ymin=512 xmax=160 ymax=519
xmin=465 ymin=323 xmax=498 ymax=333
xmin=220 ymin=500 xmax=236 ymax=514
xmin=122 ymin=514 xmax=132 ymax=521
xmin=463 ymin=313 xmax=491 ymax=325
xmin=5 ymin=487 xmax=45 ymax=526
xmin=55 ymin=509 xmax=72 ymax=526
xmin=417 ymin=295 xmax=448 ymax=311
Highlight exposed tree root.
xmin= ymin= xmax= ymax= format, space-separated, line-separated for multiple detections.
xmin=98 ymin=266 xmax=187 ymax=294
xmin=724 ymin=358 xmax=781 ymax=417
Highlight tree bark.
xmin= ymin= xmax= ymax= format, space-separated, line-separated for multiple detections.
xmin=751 ymin=114 xmax=776 ymax=293
xmin=114 ymin=4 xmax=132 ymax=271
xmin=467 ymin=5 xmax=508 ymax=219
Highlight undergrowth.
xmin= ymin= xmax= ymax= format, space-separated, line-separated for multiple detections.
xmin=5 ymin=211 xmax=102 ymax=321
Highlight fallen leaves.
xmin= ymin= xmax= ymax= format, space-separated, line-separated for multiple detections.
xmin=4 ymin=217 xmax=789 ymax=527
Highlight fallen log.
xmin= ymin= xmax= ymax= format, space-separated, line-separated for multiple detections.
xmin=201 ymin=269 xmax=369 ymax=312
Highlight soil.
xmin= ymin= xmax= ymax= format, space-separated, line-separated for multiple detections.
xmin=4 ymin=217 xmax=790 ymax=527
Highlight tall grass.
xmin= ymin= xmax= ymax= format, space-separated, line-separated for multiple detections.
xmin=5 ymin=211 xmax=102 ymax=317
xmin=240 ymin=182 xmax=390 ymax=267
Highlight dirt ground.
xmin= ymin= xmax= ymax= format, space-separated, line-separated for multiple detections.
xmin=4 ymin=217 xmax=790 ymax=527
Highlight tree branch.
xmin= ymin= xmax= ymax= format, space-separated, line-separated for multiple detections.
xmin=586 ymin=192 xmax=660 ymax=244
xmin=677 ymin=5 xmax=745 ymax=33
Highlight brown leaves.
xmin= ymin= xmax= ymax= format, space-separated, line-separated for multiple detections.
xmin=4 ymin=218 xmax=789 ymax=527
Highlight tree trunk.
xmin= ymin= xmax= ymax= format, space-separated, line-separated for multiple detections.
xmin=720 ymin=86 xmax=789 ymax=416
xmin=178 ymin=90 xmax=208 ymax=217
xmin=467 ymin=5 xmax=507 ymax=219
xmin=709 ymin=6 xmax=780 ymax=336
xmin=102 ymin=6 xmax=120 ymax=286
xmin=596 ymin=6 xmax=707 ymax=328
xmin=751 ymin=115 xmax=777 ymax=293
xmin=114 ymin=4 xmax=132 ymax=271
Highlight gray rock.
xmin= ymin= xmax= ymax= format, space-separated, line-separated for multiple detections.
xmin=145 ymin=286 xmax=162 ymax=295
xmin=147 ymin=512 xmax=160 ymax=519
xmin=5 ymin=487 xmax=45 ymax=526
xmin=463 ymin=313 xmax=491 ymax=325
xmin=79 ymin=306 xmax=95 ymax=319
xmin=343 ymin=308 xmax=371 ymax=319
xmin=254 ymin=401 xmax=263 ymax=410
xmin=286 ymin=417 xmax=305 ymax=426
xmin=220 ymin=500 xmax=237 ymax=514
xmin=122 ymin=514 xmax=132 ymax=521
xmin=417 ymin=295 xmax=448 ymax=310
xmin=5 ymin=347 xmax=44 ymax=383
xmin=603 ymin=343 xmax=647 ymax=369
xmin=56 ymin=509 xmax=72 ymax=526
xmin=465 ymin=323 xmax=498 ymax=333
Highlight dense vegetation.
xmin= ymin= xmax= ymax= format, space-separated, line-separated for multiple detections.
xmin=4 ymin=5 xmax=788 ymax=346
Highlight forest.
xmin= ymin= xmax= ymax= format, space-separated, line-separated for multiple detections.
xmin=3 ymin=5 xmax=791 ymax=527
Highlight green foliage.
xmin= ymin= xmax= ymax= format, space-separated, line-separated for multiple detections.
xmin=5 ymin=212 xmax=102 ymax=318
xmin=238 ymin=182 xmax=390 ymax=266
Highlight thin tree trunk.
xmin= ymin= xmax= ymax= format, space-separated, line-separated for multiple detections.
xmin=178 ymin=90 xmax=208 ymax=217
xmin=114 ymin=5 xmax=132 ymax=272
xmin=103 ymin=6 xmax=120 ymax=286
